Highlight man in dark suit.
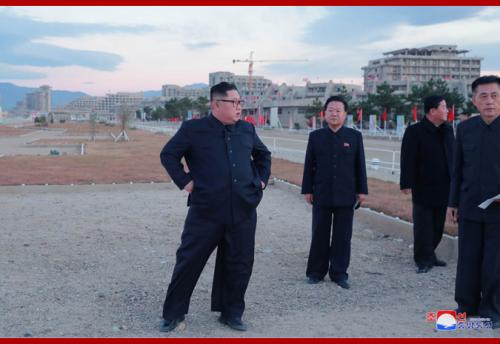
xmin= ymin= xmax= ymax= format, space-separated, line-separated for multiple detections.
xmin=400 ymin=95 xmax=454 ymax=273
xmin=159 ymin=82 xmax=271 ymax=332
xmin=301 ymin=96 xmax=368 ymax=289
xmin=448 ymin=75 xmax=500 ymax=328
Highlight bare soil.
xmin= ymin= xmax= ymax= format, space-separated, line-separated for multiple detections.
xmin=0 ymin=123 xmax=457 ymax=235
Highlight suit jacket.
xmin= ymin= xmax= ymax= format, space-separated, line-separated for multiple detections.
xmin=449 ymin=115 xmax=500 ymax=223
xmin=160 ymin=114 xmax=271 ymax=224
xmin=301 ymin=126 xmax=368 ymax=207
xmin=400 ymin=116 xmax=455 ymax=206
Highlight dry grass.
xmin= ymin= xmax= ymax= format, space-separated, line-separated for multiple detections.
xmin=0 ymin=125 xmax=32 ymax=136
xmin=0 ymin=125 xmax=170 ymax=185
xmin=0 ymin=123 xmax=458 ymax=235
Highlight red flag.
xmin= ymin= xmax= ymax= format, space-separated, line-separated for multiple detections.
xmin=357 ymin=108 xmax=363 ymax=123
xmin=244 ymin=115 xmax=256 ymax=125
xmin=319 ymin=111 xmax=324 ymax=121
xmin=448 ymin=104 xmax=455 ymax=122
xmin=381 ymin=108 xmax=387 ymax=122
xmin=412 ymin=105 xmax=418 ymax=122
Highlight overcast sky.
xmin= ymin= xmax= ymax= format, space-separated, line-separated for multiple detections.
xmin=1 ymin=6 xmax=499 ymax=95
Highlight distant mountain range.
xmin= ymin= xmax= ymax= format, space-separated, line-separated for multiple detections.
xmin=186 ymin=83 xmax=208 ymax=89
xmin=0 ymin=83 xmax=87 ymax=110
xmin=0 ymin=82 xmax=210 ymax=111
xmin=142 ymin=90 xmax=162 ymax=98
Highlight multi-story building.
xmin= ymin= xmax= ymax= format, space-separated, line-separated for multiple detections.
xmin=161 ymin=84 xmax=208 ymax=100
xmin=25 ymin=85 xmax=52 ymax=114
xmin=209 ymin=71 xmax=272 ymax=108
xmin=56 ymin=92 xmax=144 ymax=121
xmin=362 ymin=45 xmax=482 ymax=98
xmin=258 ymin=81 xmax=363 ymax=128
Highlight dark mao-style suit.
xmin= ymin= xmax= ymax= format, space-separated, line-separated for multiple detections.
xmin=400 ymin=116 xmax=455 ymax=268
xmin=301 ymin=126 xmax=368 ymax=282
xmin=160 ymin=114 xmax=271 ymax=321
xmin=449 ymin=115 xmax=500 ymax=324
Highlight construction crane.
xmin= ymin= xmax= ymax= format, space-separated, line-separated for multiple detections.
xmin=232 ymin=51 xmax=307 ymax=118
xmin=233 ymin=51 xmax=307 ymax=91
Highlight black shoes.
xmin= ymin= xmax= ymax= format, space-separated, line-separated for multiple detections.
xmin=307 ymin=276 xmax=322 ymax=284
xmin=159 ymin=315 xmax=185 ymax=332
xmin=219 ymin=314 xmax=247 ymax=331
xmin=416 ymin=265 xmax=432 ymax=273
xmin=308 ymin=275 xmax=349 ymax=289
xmin=416 ymin=257 xmax=446 ymax=273
xmin=333 ymin=279 xmax=350 ymax=289
xmin=434 ymin=258 xmax=447 ymax=267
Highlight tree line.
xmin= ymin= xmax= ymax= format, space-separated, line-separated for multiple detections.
xmin=138 ymin=97 xmax=210 ymax=121
xmin=305 ymin=79 xmax=477 ymax=123
xmin=138 ymin=79 xmax=475 ymax=124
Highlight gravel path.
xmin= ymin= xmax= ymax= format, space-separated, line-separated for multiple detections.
xmin=0 ymin=183 xmax=496 ymax=337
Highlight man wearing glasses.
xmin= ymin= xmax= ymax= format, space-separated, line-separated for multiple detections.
xmin=448 ymin=75 xmax=500 ymax=329
xmin=159 ymin=82 xmax=271 ymax=332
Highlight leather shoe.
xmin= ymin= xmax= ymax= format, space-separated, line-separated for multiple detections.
xmin=307 ymin=276 xmax=322 ymax=284
xmin=333 ymin=279 xmax=350 ymax=289
xmin=416 ymin=265 xmax=432 ymax=273
xmin=219 ymin=315 xmax=247 ymax=331
xmin=434 ymin=258 xmax=447 ymax=267
xmin=159 ymin=315 xmax=185 ymax=332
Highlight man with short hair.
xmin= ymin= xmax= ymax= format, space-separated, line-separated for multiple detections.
xmin=301 ymin=96 xmax=368 ymax=289
xmin=448 ymin=75 xmax=500 ymax=328
xmin=159 ymin=82 xmax=271 ymax=332
xmin=400 ymin=95 xmax=454 ymax=273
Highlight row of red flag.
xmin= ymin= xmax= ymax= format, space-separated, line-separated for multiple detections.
xmin=352 ymin=105 xmax=455 ymax=123
xmin=244 ymin=115 xmax=267 ymax=126
xmin=241 ymin=105 xmax=457 ymax=126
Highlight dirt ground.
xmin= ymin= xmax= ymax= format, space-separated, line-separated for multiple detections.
xmin=0 ymin=183 xmax=495 ymax=338
xmin=0 ymin=123 xmax=457 ymax=235
xmin=0 ymin=126 xmax=32 ymax=136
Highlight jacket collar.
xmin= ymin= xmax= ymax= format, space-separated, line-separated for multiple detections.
xmin=326 ymin=125 xmax=345 ymax=136
xmin=479 ymin=114 xmax=500 ymax=129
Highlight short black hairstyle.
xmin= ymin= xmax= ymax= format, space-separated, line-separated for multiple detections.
xmin=210 ymin=82 xmax=239 ymax=101
xmin=324 ymin=96 xmax=348 ymax=112
xmin=471 ymin=75 xmax=500 ymax=93
xmin=423 ymin=95 xmax=445 ymax=114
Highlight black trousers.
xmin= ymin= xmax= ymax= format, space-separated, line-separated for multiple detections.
xmin=412 ymin=203 xmax=446 ymax=268
xmin=306 ymin=205 xmax=354 ymax=281
xmin=455 ymin=219 xmax=500 ymax=322
xmin=162 ymin=206 xmax=257 ymax=320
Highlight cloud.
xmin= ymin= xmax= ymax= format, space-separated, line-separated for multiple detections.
xmin=3 ymin=6 xmax=499 ymax=95
xmin=303 ymin=7 xmax=486 ymax=46
xmin=0 ymin=63 xmax=47 ymax=79
xmin=0 ymin=9 xmax=154 ymax=74
xmin=184 ymin=41 xmax=218 ymax=50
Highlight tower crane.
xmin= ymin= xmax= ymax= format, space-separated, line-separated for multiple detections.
xmin=232 ymin=51 xmax=307 ymax=119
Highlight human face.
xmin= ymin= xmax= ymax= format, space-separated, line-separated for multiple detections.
xmin=324 ymin=101 xmax=347 ymax=130
xmin=211 ymin=90 xmax=242 ymax=125
xmin=428 ymin=100 xmax=448 ymax=125
xmin=472 ymin=83 xmax=500 ymax=123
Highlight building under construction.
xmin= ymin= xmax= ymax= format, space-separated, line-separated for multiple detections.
xmin=362 ymin=45 xmax=482 ymax=99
